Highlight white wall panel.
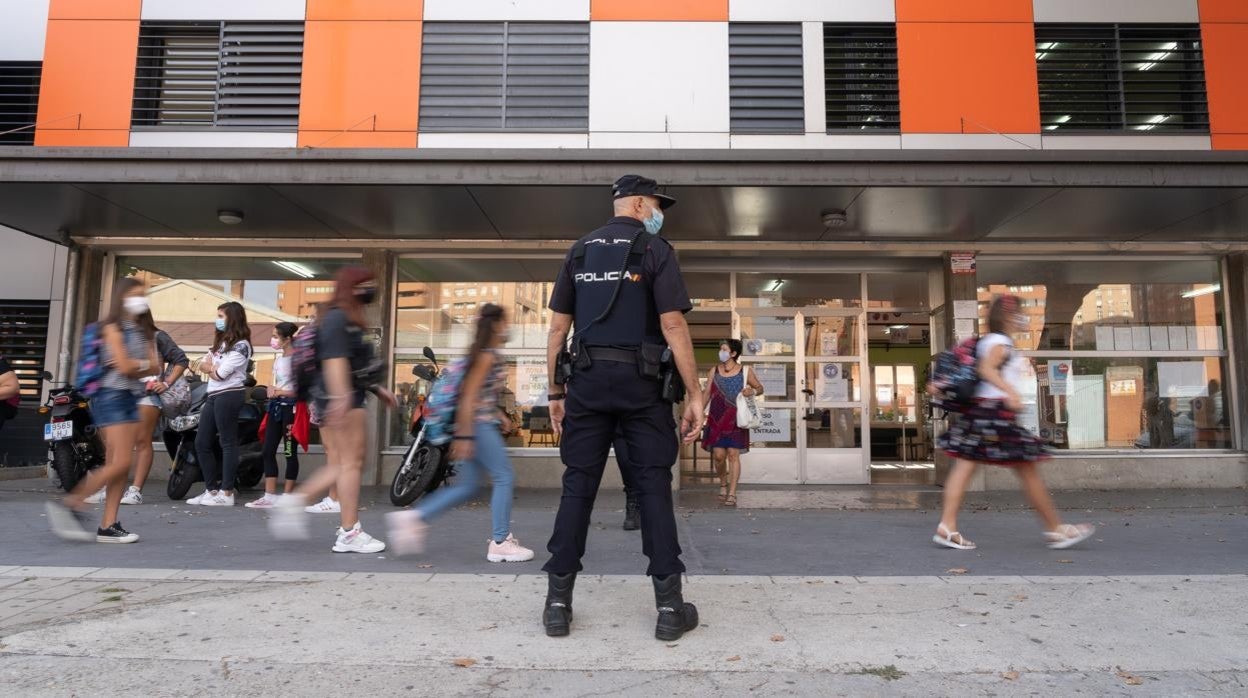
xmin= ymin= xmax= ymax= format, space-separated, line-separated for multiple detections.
xmin=0 ymin=227 xmax=58 ymax=300
xmin=801 ymin=22 xmax=825 ymax=135
xmin=141 ymin=0 xmax=306 ymax=21
xmin=129 ymin=131 xmax=299 ymax=148
xmin=417 ymin=133 xmax=589 ymax=149
xmin=730 ymin=0 xmax=894 ymax=22
xmin=589 ymin=22 xmax=729 ymax=144
xmin=0 ymin=0 xmax=51 ymax=61
xmin=588 ymin=132 xmax=730 ymax=149
xmin=424 ymin=0 xmax=589 ymax=21
xmin=731 ymin=134 xmax=900 ymax=149
xmin=902 ymin=134 xmax=1043 ymax=150
xmin=1042 ymin=135 xmax=1211 ymax=150
xmin=1034 ymin=0 xmax=1198 ymax=23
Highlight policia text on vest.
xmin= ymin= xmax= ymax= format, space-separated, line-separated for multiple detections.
xmin=540 ymin=175 xmax=706 ymax=642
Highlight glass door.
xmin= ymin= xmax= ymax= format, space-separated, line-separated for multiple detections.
xmin=737 ymin=307 xmax=869 ymax=484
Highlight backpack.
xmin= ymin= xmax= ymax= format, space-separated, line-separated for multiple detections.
xmin=423 ymin=356 xmax=470 ymax=447
xmin=290 ymin=324 xmax=319 ymax=402
xmin=75 ymin=322 xmax=106 ymax=398
xmin=927 ymin=336 xmax=982 ymax=411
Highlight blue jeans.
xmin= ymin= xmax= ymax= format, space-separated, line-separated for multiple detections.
xmin=91 ymin=388 xmax=139 ymax=427
xmin=416 ymin=424 xmax=514 ymax=543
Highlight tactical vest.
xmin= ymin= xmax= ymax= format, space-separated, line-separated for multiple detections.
xmin=571 ymin=231 xmax=661 ymax=348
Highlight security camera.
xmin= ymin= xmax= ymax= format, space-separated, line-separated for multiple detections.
xmin=821 ymin=209 xmax=848 ymax=228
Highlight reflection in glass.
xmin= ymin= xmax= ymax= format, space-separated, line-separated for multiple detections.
xmin=735 ymin=273 xmax=860 ymax=308
xmin=804 ymin=408 xmax=862 ymax=449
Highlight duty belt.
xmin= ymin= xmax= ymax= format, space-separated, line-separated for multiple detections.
xmin=584 ymin=346 xmax=638 ymax=364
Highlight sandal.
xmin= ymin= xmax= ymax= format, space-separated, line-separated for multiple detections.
xmin=932 ymin=524 xmax=976 ymax=550
xmin=1044 ymin=523 xmax=1095 ymax=550
xmin=717 ymin=484 xmax=728 ymax=502
xmin=722 ymin=494 xmax=737 ymax=508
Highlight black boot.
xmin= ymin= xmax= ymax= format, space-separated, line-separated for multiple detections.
xmin=653 ymin=574 xmax=699 ymax=641
xmin=543 ymin=572 xmax=576 ymax=637
xmin=622 ymin=493 xmax=640 ymax=531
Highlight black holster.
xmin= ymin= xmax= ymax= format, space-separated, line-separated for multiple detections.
xmin=658 ymin=347 xmax=685 ymax=404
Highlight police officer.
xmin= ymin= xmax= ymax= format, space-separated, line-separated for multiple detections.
xmin=542 ymin=175 xmax=705 ymax=641
xmin=615 ymin=429 xmax=640 ymax=531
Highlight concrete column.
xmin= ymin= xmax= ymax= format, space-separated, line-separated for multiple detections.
xmin=1223 ymin=254 xmax=1248 ymax=451
xmin=934 ymin=252 xmax=985 ymax=489
xmin=361 ymin=249 xmax=396 ymax=486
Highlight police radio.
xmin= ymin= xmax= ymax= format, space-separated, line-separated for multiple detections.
xmin=554 ymin=231 xmax=645 ymax=385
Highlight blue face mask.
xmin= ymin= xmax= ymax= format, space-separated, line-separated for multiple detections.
xmin=643 ymin=207 xmax=664 ymax=235
xmin=215 ymin=318 xmax=226 ymax=332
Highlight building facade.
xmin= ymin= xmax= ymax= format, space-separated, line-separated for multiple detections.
xmin=2 ymin=0 xmax=1247 ymax=489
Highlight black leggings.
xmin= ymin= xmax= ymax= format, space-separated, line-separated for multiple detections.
xmin=262 ymin=400 xmax=299 ymax=481
xmin=195 ymin=390 xmax=244 ymax=492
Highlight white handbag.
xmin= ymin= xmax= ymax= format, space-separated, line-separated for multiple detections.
xmin=735 ymin=366 xmax=763 ymax=430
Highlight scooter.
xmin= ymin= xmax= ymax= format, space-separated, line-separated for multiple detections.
xmin=165 ymin=371 xmax=267 ymax=500
xmin=38 ymin=371 xmax=105 ymax=492
xmin=389 ymin=347 xmax=454 ymax=506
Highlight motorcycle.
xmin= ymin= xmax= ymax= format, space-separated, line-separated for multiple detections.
xmin=165 ymin=370 xmax=267 ymax=501
xmin=389 ymin=347 xmax=454 ymax=506
xmin=38 ymin=371 xmax=105 ymax=492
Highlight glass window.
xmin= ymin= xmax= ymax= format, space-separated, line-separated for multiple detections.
xmin=735 ymin=273 xmax=860 ymax=308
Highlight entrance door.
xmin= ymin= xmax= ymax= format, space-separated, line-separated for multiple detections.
xmin=736 ymin=307 xmax=868 ymax=484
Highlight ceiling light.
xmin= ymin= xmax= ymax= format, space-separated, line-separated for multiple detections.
xmin=218 ymin=210 xmax=244 ymax=225
xmin=1138 ymin=42 xmax=1178 ymax=71
xmin=770 ymin=280 xmax=786 ymax=292
xmin=271 ymin=261 xmax=315 ymax=279
xmin=1182 ymin=285 xmax=1220 ymax=299
xmin=821 ymin=209 xmax=848 ymax=228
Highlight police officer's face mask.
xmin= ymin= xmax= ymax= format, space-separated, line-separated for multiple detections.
xmin=643 ymin=206 xmax=664 ymax=235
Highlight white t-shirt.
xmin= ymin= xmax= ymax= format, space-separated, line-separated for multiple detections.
xmin=974 ymin=333 xmax=1024 ymax=400
xmin=272 ymin=354 xmax=295 ymax=393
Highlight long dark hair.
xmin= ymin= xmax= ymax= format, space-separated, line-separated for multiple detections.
xmin=103 ymin=278 xmax=155 ymax=342
xmin=327 ymin=265 xmax=375 ymax=327
xmin=214 ymin=301 xmax=251 ymax=351
xmin=466 ymin=304 xmax=505 ymax=373
xmin=987 ymin=295 xmax=1020 ymax=335
xmin=135 ymin=310 xmax=160 ymax=337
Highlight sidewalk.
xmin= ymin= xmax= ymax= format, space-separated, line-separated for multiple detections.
xmin=1 ymin=566 xmax=1246 ymax=695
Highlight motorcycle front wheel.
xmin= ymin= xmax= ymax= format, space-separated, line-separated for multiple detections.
xmin=50 ymin=441 xmax=81 ymax=492
xmin=166 ymin=445 xmax=202 ymax=501
xmin=389 ymin=442 xmax=444 ymax=507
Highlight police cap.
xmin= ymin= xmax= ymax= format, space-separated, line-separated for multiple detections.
xmin=612 ymin=174 xmax=677 ymax=210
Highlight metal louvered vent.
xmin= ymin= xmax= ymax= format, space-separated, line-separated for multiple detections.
xmin=1037 ymin=24 xmax=1208 ymax=132
xmin=730 ymin=23 xmax=804 ymax=134
xmin=420 ymin=22 xmax=589 ymax=132
xmin=823 ymin=24 xmax=899 ymax=132
xmin=133 ymin=21 xmax=303 ymax=129
xmin=0 ymin=300 xmax=49 ymax=405
xmin=0 ymin=62 xmax=41 ymax=145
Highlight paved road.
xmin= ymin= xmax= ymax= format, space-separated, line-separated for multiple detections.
xmin=4 ymin=478 xmax=1246 ymax=578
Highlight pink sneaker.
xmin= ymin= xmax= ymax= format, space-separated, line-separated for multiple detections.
xmin=486 ymin=534 xmax=534 ymax=563
xmin=385 ymin=509 xmax=428 ymax=557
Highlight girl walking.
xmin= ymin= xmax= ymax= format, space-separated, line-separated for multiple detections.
xmin=387 ymin=304 xmax=534 ymax=563
xmin=188 ymin=302 xmax=253 ymax=507
xmin=46 ymin=278 xmax=159 ymax=543
xmin=270 ymin=266 xmax=396 ymax=553
xmin=122 ymin=310 xmax=189 ymax=504
xmin=702 ymin=339 xmax=763 ymax=508
xmin=247 ymin=322 xmax=303 ymax=508
xmin=933 ymin=295 xmax=1095 ymax=551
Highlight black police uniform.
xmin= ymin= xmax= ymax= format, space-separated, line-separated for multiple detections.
xmin=543 ymin=216 xmax=692 ymax=578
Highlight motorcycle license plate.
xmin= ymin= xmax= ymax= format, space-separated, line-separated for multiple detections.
xmin=44 ymin=421 xmax=73 ymax=441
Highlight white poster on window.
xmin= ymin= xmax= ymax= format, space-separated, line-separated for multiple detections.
xmin=1158 ymin=361 xmax=1207 ymax=398
xmin=953 ymin=300 xmax=978 ymax=319
xmin=753 ymin=409 xmax=791 ymax=443
xmin=1131 ymin=326 xmax=1151 ymax=352
xmin=815 ymin=363 xmax=850 ymax=402
xmin=1168 ymin=326 xmax=1188 ymax=351
xmin=1047 ymin=361 xmax=1072 ymax=396
xmin=820 ymin=331 xmax=839 ymax=356
xmin=1095 ymin=326 xmax=1115 ymax=351
xmin=1149 ymin=326 xmax=1170 ymax=351
xmin=515 ymin=358 xmax=548 ymax=406
xmin=1113 ymin=326 xmax=1133 ymax=351
xmin=753 ymin=364 xmax=787 ymax=398
xmin=954 ymin=319 xmax=976 ymax=340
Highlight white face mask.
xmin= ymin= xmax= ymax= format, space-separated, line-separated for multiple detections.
xmin=719 ymin=350 xmax=731 ymax=363
xmin=123 ymin=296 xmax=149 ymax=315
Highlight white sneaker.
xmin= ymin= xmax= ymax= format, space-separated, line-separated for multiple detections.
xmin=332 ymin=522 xmax=386 ymax=554
xmin=202 ymin=492 xmax=235 ymax=507
xmin=385 ymin=509 xmax=428 ymax=557
xmin=83 ymin=488 xmax=106 ymax=504
xmin=487 ymin=533 xmax=535 ymax=563
xmin=305 ymin=496 xmax=341 ymax=514
xmin=245 ymin=493 xmax=279 ymax=509
xmin=120 ymin=486 xmax=143 ymax=505
xmin=269 ymin=495 xmax=310 ymax=540
xmin=187 ymin=490 xmax=215 ymax=505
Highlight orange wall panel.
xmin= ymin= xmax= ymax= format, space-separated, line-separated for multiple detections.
xmin=34 ymin=130 xmax=130 ymax=147
xmin=35 ymin=19 xmax=139 ymax=146
xmin=897 ymin=22 xmax=1040 ymax=134
xmin=298 ymin=21 xmax=423 ymax=148
xmin=591 ymin=0 xmax=727 ymax=21
xmin=49 ymin=0 xmax=140 ymax=20
xmin=1202 ymin=23 xmax=1248 ymax=149
xmin=306 ymin=0 xmax=425 ymax=21
xmin=895 ymin=0 xmax=1032 ymax=23
xmin=1200 ymin=0 xmax=1248 ymax=22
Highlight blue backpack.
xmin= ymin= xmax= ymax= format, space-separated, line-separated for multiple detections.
xmin=927 ymin=336 xmax=981 ymax=412
xmin=75 ymin=323 xmax=106 ymax=398
xmin=423 ymin=356 xmax=469 ymax=447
